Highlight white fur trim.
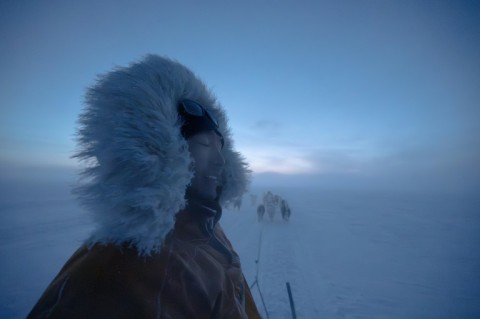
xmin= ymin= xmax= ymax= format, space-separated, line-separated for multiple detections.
xmin=73 ymin=55 xmax=250 ymax=255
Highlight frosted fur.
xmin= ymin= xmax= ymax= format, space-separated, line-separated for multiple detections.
xmin=73 ymin=55 xmax=250 ymax=255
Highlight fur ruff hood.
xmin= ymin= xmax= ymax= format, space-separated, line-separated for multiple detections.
xmin=73 ymin=55 xmax=250 ymax=255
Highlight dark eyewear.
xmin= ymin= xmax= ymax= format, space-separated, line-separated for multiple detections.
xmin=178 ymin=99 xmax=219 ymax=128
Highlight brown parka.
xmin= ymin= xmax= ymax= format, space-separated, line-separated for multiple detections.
xmin=27 ymin=202 xmax=261 ymax=318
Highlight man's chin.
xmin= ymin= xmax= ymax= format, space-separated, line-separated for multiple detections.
xmin=198 ymin=191 xmax=217 ymax=201
xmin=187 ymin=187 xmax=217 ymax=201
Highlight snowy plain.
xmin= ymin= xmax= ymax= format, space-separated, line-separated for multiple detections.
xmin=1 ymin=175 xmax=479 ymax=319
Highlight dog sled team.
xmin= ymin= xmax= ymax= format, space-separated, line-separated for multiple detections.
xmin=256 ymin=191 xmax=291 ymax=222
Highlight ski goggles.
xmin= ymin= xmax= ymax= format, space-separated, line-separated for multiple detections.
xmin=178 ymin=99 xmax=219 ymax=128
xmin=178 ymin=99 xmax=223 ymax=142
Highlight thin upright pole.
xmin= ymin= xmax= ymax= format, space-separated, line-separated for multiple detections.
xmin=286 ymin=282 xmax=297 ymax=319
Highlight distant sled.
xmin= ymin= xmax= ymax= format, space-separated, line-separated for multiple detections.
xmin=264 ymin=191 xmax=276 ymax=221
xmin=257 ymin=191 xmax=291 ymax=222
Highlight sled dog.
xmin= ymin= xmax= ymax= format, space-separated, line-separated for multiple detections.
xmin=257 ymin=204 xmax=265 ymax=221
xmin=233 ymin=197 xmax=242 ymax=210
xmin=281 ymin=199 xmax=291 ymax=221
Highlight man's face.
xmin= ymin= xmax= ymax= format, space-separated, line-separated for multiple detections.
xmin=187 ymin=131 xmax=225 ymax=200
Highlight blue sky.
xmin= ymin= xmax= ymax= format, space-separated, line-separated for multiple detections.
xmin=1 ymin=0 xmax=479 ymax=193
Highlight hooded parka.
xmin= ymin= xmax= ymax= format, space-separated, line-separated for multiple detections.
xmin=27 ymin=55 xmax=260 ymax=319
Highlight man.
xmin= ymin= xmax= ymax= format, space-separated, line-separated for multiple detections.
xmin=27 ymin=55 xmax=260 ymax=318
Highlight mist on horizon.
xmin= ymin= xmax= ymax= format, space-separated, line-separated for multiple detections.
xmin=1 ymin=160 xmax=478 ymax=201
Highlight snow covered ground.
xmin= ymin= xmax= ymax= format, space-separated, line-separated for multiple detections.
xmin=224 ymin=187 xmax=480 ymax=318
xmin=1 ymin=178 xmax=479 ymax=318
